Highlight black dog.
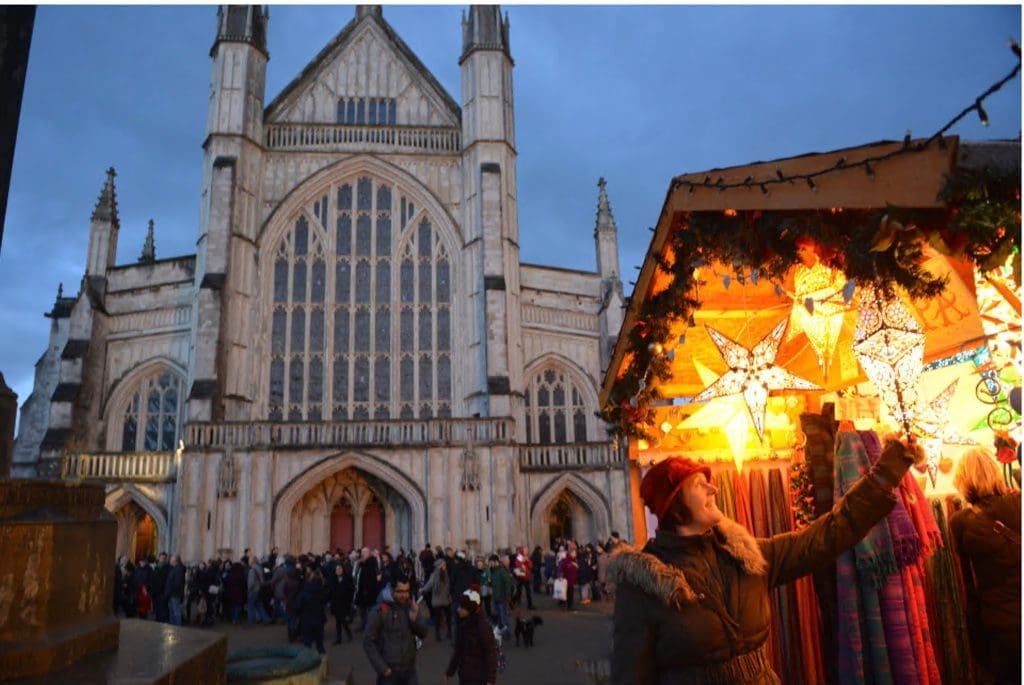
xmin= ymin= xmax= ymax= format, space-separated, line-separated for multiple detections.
xmin=514 ymin=615 xmax=543 ymax=646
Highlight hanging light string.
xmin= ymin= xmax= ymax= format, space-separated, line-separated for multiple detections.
xmin=671 ymin=41 xmax=1021 ymax=196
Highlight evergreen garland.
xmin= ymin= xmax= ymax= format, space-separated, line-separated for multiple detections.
xmin=602 ymin=166 xmax=1021 ymax=440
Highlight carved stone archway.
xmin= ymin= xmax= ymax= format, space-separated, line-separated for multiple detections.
xmin=530 ymin=473 xmax=611 ymax=547
xmin=273 ymin=452 xmax=425 ymax=553
xmin=105 ymin=484 xmax=170 ymax=560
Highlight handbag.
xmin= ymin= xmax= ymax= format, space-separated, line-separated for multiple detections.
xmin=208 ymin=585 xmax=220 ymax=595
xmin=552 ymin=578 xmax=568 ymax=601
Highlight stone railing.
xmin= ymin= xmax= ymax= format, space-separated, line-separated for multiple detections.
xmin=265 ymin=124 xmax=462 ymax=154
xmin=61 ymin=451 xmax=178 ymax=483
xmin=187 ymin=417 xmax=513 ymax=450
xmin=518 ymin=442 xmax=625 ymax=472
xmin=521 ymin=304 xmax=599 ymax=333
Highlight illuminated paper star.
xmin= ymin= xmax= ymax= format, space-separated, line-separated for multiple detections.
xmin=915 ymin=380 xmax=978 ymax=446
xmin=695 ymin=319 xmax=820 ymax=441
xmin=853 ymin=287 xmax=925 ymax=431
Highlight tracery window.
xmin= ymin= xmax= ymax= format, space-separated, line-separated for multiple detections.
xmin=267 ymin=174 xmax=453 ymax=421
xmin=121 ymin=372 xmax=184 ymax=452
xmin=524 ymin=368 xmax=589 ymax=444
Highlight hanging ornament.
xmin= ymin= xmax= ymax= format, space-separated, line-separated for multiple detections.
xmin=915 ymin=380 xmax=979 ymax=446
xmin=852 ymin=286 xmax=926 ymax=434
xmin=695 ymin=319 xmax=820 ymax=441
xmin=786 ymin=238 xmax=852 ymax=375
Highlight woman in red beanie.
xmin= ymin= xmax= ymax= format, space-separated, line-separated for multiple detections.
xmin=607 ymin=435 xmax=923 ymax=684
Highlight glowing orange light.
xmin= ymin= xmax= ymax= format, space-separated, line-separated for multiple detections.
xmin=723 ymin=209 xmax=737 ymax=217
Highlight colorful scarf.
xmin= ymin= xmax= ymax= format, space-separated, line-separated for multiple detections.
xmin=898 ymin=473 xmax=943 ymax=557
xmin=835 ymin=431 xmax=894 ymax=685
xmin=859 ymin=431 xmax=923 ymax=569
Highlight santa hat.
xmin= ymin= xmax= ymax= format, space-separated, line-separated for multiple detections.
xmin=639 ymin=457 xmax=711 ymax=521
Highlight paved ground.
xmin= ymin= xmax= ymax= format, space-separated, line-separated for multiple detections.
xmin=216 ymin=591 xmax=613 ymax=685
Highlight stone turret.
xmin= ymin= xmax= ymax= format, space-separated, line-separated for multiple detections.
xmin=190 ymin=5 xmax=270 ymax=422
xmin=84 ymin=167 xmax=119 ymax=296
xmin=459 ymin=5 xmax=521 ymax=419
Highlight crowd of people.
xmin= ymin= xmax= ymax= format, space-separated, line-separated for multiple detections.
xmin=112 ymin=533 xmax=626 ymax=682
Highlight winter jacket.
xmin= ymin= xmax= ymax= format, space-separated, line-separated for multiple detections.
xmin=512 ymin=553 xmax=532 ymax=582
xmin=329 ymin=571 xmax=355 ymax=619
xmin=246 ymin=565 xmax=264 ymax=596
xmin=446 ymin=609 xmax=498 ymax=682
xmin=420 ymin=567 xmax=452 ymax=607
xmin=225 ymin=563 xmax=247 ymax=606
xmin=362 ymin=598 xmax=429 ymax=676
xmin=559 ymin=556 xmax=579 ymax=586
xmin=166 ymin=563 xmax=186 ymax=601
xmin=450 ymin=559 xmax=478 ymax=598
xmin=355 ymin=557 xmax=380 ymax=608
xmin=296 ymin=577 xmax=329 ymax=629
xmin=950 ymin=491 xmax=1021 ymax=678
xmin=608 ymin=440 xmax=914 ymax=685
xmin=490 ymin=564 xmax=514 ymax=602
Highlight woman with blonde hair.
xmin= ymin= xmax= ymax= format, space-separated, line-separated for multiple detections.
xmin=950 ymin=447 xmax=1021 ymax=685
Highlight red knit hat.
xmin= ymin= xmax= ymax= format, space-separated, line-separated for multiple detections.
xmin=640 ymin=457 xmax=712 ymax=521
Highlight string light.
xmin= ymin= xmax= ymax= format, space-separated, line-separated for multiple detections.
xmin=670 ymin=47 xmax=1020 ymax=196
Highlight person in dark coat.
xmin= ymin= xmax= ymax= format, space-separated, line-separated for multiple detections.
xmin=119 ymin=559 xmax=138 ymax=618
xmin=151 ymin=552 xmax=170 ymax=623
xmin=133 ymin=557 xmax=154 ymax=618
xmin=166 ymin=554 xmax=186 ymax=626
xmin=445 ymin=589 xmax=498 ymax=685
xmin=363 ymin=576 xmax=429 ymax=684
xmin=449 ymin=552 xmax=478 ymax=643
xmin=355 ymin=548 xmax=381 ymax=631
xmin=609 ymin=437 xmax=921 ymax=685
xmin=951 ymin=447 xmax=1022 ymax=685
xmin=330 ymin=560 xmax=356 ymax=644
xmin=224 ymin=560 xmax=247 ymax=625
xmin=529 ymin=546 xmax=544 ymax=594
xmin=297 ymin=566 xmax=329 ymax=654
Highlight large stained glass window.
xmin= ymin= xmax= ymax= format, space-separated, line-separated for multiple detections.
xmin=268 ymin=175 xmax=454 ymax=421
xmin=121 ymin=371 xmax=184 ymax=451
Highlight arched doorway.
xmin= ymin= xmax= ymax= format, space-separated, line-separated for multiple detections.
xmin=289 ymin=466 xmax=411 ymax=553
xmin=134 ymin=512 xmax=157 ymax=561
xmin=549 ymin=496 xmax=574 ymax=546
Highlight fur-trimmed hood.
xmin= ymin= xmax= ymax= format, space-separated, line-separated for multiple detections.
xmin=606 ymin=518 xmax=767 ymax=608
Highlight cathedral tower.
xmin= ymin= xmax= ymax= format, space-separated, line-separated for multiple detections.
xmin=189 ymin=5 xmax=269 ymax=422
xmin=459 ymin=5 xmax=522 ymax=419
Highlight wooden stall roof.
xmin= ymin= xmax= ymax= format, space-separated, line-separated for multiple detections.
xmin=599 ymin=137 xmax=963 ymax=407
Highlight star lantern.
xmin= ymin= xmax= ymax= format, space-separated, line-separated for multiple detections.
xmin=695 ymin=319 xmax=821 ymax=443
xmin=786 ymin=238 xmax=852 ymax=374
xmin=852 ymin=286 xmax=925 ymax=435
xmin=915 ymin=379 xmax=979 ymax=446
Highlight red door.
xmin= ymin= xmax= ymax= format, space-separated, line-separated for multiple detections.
xmin=330 ymin=503 xmax=354 ymax=553
xmin=362 ymin=499 xmax=385 ymax=550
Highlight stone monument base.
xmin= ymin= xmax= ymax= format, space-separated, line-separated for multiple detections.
xmin=9 ymin=619 xmax=227 ymax=684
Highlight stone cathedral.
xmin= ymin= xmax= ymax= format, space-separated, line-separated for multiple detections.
xmin=12 ymin=5 xmax=633 ymax=562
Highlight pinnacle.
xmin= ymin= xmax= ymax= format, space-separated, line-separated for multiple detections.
xmin=139 ymin=219 xmax=156 ymax=263
xmin=91 ymin=167 xmax=119 ymax=226
xmin=595 ymin=177 xmax=617 ymax=234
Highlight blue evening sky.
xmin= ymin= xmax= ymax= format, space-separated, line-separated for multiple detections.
xmin=1 ymin=4 xmax=1020 ymax=417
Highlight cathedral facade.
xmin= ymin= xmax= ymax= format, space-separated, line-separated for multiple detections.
xmin=13 ymin=5 xmax=633 ymax=562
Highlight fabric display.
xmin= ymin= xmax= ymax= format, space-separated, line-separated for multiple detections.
xmin=699 ymin=420 xmax=981 ymax=684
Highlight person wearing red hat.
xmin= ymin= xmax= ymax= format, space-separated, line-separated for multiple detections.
xmin=607 ymin=435 xmax=923 ymax=684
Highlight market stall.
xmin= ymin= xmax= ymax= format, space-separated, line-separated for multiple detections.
xmin=599 ymin=135 xmax=1020 ymax=684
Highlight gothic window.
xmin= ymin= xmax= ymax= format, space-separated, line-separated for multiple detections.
xmin=269 ymin=214 xmax=326 ymax=420
xmin=120 ymin=371 xmax=184 ymax=452
xmin=268 ymin=174 xmax=454 ymax=421
xmin=337 ymin=97 xmax=397 ymax=125
xmin=524 ymin=368 xmax=589 ymax=444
